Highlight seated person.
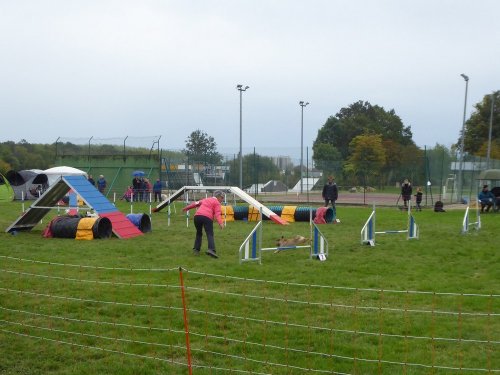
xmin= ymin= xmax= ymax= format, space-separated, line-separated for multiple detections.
xmin=478 ymin=184 xmax=495 ymax=213
xmin=121 ymin=186 xmax=133 ymax=202
xmin=491 ymin=186 xmax=500 ymax=212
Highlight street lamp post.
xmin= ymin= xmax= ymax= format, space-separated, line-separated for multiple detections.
xmin=237 ymin=84 xmax=249 ymax=189
xmin=486 ymin=91 xmax=496 ymax=169
xmin=457 ymin=73 xmax=469 ymax=202
xmin=299 ymin=101 xmax=309 ymax=194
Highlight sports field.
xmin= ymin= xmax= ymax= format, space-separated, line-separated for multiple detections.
xmin=1 ymin=197 xmax=499 ymax=374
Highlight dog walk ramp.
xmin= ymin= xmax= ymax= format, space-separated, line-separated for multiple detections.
xmin=153 ymin=186 xmax=188 ymax=212
xmin=153 ymin=185 xmax=288 ymax=225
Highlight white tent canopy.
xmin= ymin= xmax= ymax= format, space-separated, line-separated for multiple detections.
xmin=43 ymin=166 xmax=88 ymax=186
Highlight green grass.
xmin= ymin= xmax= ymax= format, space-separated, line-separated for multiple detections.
xmin=1 ymin=199 xmax=499 ymax=374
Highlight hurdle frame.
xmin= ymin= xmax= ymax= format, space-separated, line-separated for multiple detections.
xmin=361 ymin=204 xmax=419 ymax=246
xmin=239 ymin=208 xmax=329 ymax=264
xmin=461 ymin=204 xmax=481 ymax=234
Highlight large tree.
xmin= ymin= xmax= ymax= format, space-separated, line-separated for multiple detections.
xmin=314 ymin=100 xmax=414 ymax=160
xmin=344 ymin=134 xmax=386 ymax=186
xmin=183 ymin=130 xmax=222 ymax=165
xmin=225 ymin=153 xmax=281 ymax=187
xmin=312 ymin=142 xmax=342 ymax=178
xmin=461 ymin=91 xmax=500 ymax=158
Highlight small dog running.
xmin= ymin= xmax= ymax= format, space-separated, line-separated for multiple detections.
xmin=275 ymin=235 xmax=310 ymax=253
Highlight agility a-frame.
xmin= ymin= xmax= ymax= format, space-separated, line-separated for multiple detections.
xmin=154 ymin=185 xmax=288 ymax=225
xmin=6 ymin=175 xmax=142 ymax=239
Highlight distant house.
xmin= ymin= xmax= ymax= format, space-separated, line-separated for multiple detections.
xmin=244 ymin=184 xmax=265 ymax=195
xmin=290 ymin=177 xmax=320 ymax=192
xmin=261 ymin=180 xmax=288 ymax=193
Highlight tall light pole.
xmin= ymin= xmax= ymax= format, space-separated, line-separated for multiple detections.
xmin=299 ymin=101 xmax=309 ymax=194
xmin=237 ymin=84 xmax=249 ymax=189
xmin=457 ymin=73 xmax=469 ymax=202
xmin=486 ymin=91 xmax=496 ymax=169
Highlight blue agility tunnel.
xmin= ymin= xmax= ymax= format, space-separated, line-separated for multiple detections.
xmin=126 ymin=213 xmax=152 ymax=233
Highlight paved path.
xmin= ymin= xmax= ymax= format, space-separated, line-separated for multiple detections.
xmin=250 ymin=191 xmax=465 ymax=209
xmin=254 ymin=191 xmax=402 ymax=206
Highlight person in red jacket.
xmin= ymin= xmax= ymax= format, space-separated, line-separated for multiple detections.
xmin=182 ymin=190 xmax=225 ymax=258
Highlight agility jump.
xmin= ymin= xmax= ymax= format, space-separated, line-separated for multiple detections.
xmin=461 ymin=204 xmax=481 ymax=234
xmin=361 ymin=204 xmax=419 ymax=246
xmin=239 ymin=208 xmax=328 ymax=264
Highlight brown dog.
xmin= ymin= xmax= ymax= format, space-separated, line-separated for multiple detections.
xmin=275 ymin=235 xmax=310 ymax=253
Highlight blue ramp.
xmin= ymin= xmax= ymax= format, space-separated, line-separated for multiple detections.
xmin=64 ymin=176 xmax=142 ymax=239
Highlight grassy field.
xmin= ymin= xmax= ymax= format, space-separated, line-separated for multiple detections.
xmin=1 ymin=199 xmax=499 ymax=374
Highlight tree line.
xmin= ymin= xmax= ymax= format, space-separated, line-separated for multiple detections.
xmin=312 ymin=93 xmax=499 ymax=187
xmin=2 ymin=92 xmax=497 ymax=189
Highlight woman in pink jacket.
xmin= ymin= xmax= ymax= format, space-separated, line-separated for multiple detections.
xmin=182 ymin=190 xmax=225 ymax=258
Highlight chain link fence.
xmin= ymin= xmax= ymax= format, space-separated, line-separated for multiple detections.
xmin=55 ymin=139 xmax=500 ymax=206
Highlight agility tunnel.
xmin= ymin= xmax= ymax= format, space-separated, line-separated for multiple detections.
xmin=126 ymin=213 xmax=152 ymax=233
xmin=225 ymin=205 xmax=335 ymax=223
xmin=43 ymin=216 xmax=113 ymax=240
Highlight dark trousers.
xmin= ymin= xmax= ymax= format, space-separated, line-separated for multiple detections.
xmin=403 ymin=195 xmax=411 ymax=207
xmin=324 ymin=199 xmax=336 ymax=207
xmin=481 ymin=202 xmax=493 ymax=212
xmin=193 ymin=215 xmax=216 ymax=251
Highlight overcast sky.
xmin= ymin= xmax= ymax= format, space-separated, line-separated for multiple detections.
xmin=0 ymin=1 xmax=499 ymax=159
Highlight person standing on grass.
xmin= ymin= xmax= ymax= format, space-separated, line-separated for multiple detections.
xmin=143 ymin=178 xmax=152 ymax=202
xmin=182 ymin=190 xmax=225 ymax=258
xmin=401 ymin=179 xmax=412 ymax=208
xmin=97 ymin=175 xmax=107 ymax=194
xmin=322 ymin=176 xmax=338 ymax=208
xmin=414 ymin=187 xmax=423 ymax=211
xmin=153 ymin=179 xmax=162 ymax=202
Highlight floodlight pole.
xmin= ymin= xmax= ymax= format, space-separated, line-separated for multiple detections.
xmin=486 ymin=91 xmax=496 ymax=169
xmin=299 ymin=101 xmax=309 ymax=194
xmin=237 ymin=84 xmax=249 ymax=189
xmin=457 ymin=74 xmax=469 ymax=202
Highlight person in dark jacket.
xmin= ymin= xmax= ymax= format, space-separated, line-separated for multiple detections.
xmin=97 ymin=175 xmax=107 ymax=194
xmin=478 ymin=184 xmax=495 ymax=213
xmin=414 ymin=186 xmax=423 ymax=211
xmin=153 ymin=179 xmax=162 ymax=202
xmin=401 ymin=179 xmax=412 ymax=208
xmin=132 ymin=177 xmax=141 ymax=202
xmin=322 ymin=176 xmax=338 ymax=208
